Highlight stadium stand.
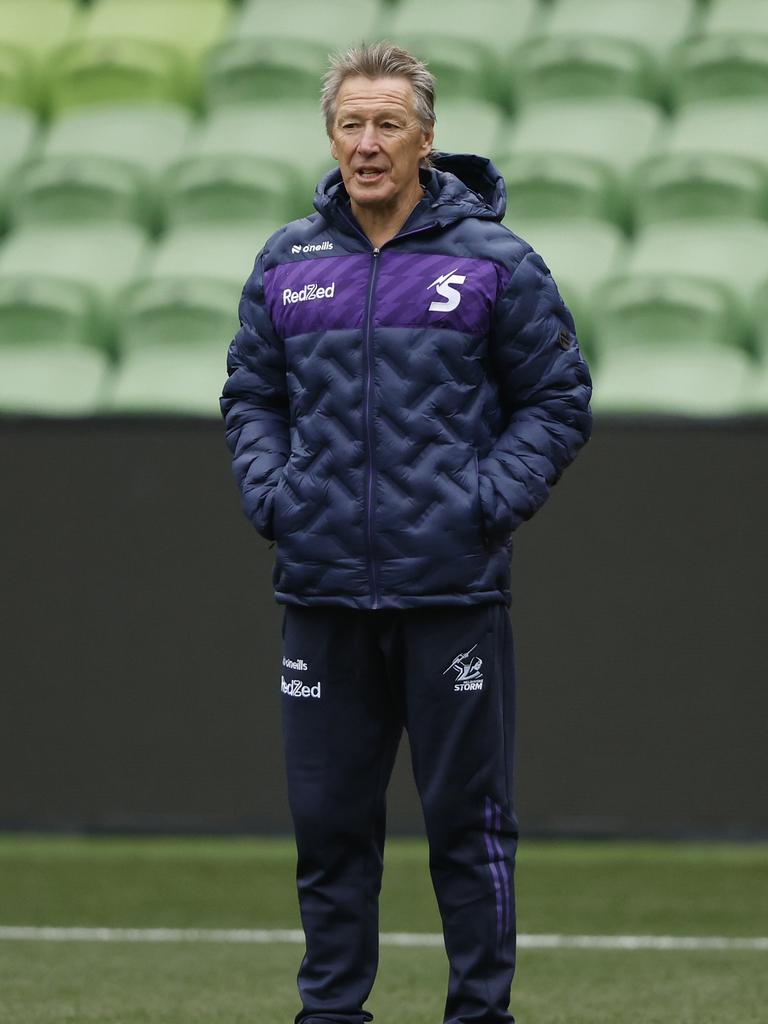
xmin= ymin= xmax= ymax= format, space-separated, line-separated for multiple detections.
xmin=0 ymin=222 xmax=148 ymax=353
xmin=670 ymin=0 xmax=768 ymax=105
xmin=48 ymin=38 xmax=187 ymax=112
xmin=166 ymin=102 xmax=333 ymax=222
xmin=497 ymin=97 xmax=663 ymax=231
xmin=163 ymin=105 xmax=312 ymax=226
xmin=540 ymin=0 xmax=698 ymax=53
xmin=0 ymin=0 xmax=767 ymax=417
xmin=512 ymin=36 xmax=655 ymax=107
xmin=106 ymin=224 xmax=279 ymax=415
xmin=385 ymin=0 xmax=541 ymax=108
xmin=204 ymin=0 xmax=382 ymax=107
xmin=432 ymin=101 xmax=507 ymax=164
xmin=10 ymin=103 xmax=193 ymax=232
xmin=501 ymin=217 xmax=626 ymax=363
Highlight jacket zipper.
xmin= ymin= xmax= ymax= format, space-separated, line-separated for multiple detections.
xmin=363 ymin=246 xmax=381 ymax=608
xmin=339 ymin=207 xmax=438 ymax=609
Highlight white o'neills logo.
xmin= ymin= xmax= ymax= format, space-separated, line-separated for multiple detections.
xmin=428 ymin=267 xmax=466 ymax=312
xmin=282 ymin=656 xmax=307 ymax=671
xmin=291 ymin=241 xmax=333 ymax=254
xmin=283 ymin=281 xmax=335 ymax=306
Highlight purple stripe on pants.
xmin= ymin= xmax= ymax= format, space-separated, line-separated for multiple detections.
xmin=493 ymin=801 xmax=512 ymax=936
xmin=484 ymin=796 xmax=504 ymax=945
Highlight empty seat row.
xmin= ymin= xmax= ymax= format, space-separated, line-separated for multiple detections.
xmin=5 ymin=98 xmax=768 ymax=238
xmin=5 ymin=0 xmax=768 ymax=115
xmin=3 ymin=218 xmax=768 ymax=417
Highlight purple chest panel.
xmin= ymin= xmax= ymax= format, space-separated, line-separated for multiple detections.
xmin=375 ymin=252 xmax=502 ymax=336
xmin=264 ymin=254 xmax=370 ymax=338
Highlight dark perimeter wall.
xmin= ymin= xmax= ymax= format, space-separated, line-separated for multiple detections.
xmin=1 ymin=416 xmax=766 ymax=837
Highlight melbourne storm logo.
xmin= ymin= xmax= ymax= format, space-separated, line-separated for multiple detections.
xmin=444 ymin=643 xmax=484 ymax=692
xmin=428 ymin=267 xmax=466 ymax=312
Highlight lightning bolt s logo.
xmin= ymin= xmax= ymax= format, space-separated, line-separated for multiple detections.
xmin=427 ymin=267 xmax=466 ymax=312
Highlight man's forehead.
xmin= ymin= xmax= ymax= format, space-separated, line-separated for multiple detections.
xmin=335 ymin=75 xmax=416 ymax=117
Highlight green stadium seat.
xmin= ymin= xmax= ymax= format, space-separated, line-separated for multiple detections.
xmin=659 ymin=99 xmax=768 ymax=171
xmin=386 ymin=0 xmax=540 ymax=108
xmin=670 ymin=0 xmax=768 ymax=104
xmin=0 ymin=44 xmax=34 ymax=110
xmin=1 ymin=0 xmax=82 ymax=114
xmin=496 ymin=153 xmax=617 ymax=224
xmin=433 ymin=102 xmax=506 ymax=163
xmin=541 ymin=0 xmax=697 ymax=54
xmin=671 ymin=36 xmax=768 ymax=105
xmin=76 ymin=0 xmax=232 ymax=108
xmin=83 ymin=0 xmax=232 ymax=59
xmin=499 ymin=217 xmax=626 ymax=360
xmin=590 ymin=232 xmax=758 ymax=415
xmin=626 ymin=219 xmax=768 ymax=302
xmin=590 ymin=338 xmax=754 ymax=416
xmin=745 ymin=368 xmax=768 ymax=413
xmin=0 ymin=109 xmax=39 ymax=231
xmin=204 ymin=0 xmax=380 ymax=107
xmin=0 ymin=223 xmax=148 ymax=351
xmin=750 ymin=276 xmax=768 ymax=359
xmin=107 ymin=224 xmax=278 ymax=415
xmin=234 ymin=0 xmax=381 ymax=45
xmin=512 ymin=35 xmax=656 ymax=106
xmin=203 ymin=39 xmax=329 ymax=107
xmin=630 ymin=153 xmax=767 ymax=226
xmin=0 ymin=335 xmax=110 ymax=415
xmin=10 ymin=104 xmax=193 ymax=231
xmin=538 ymin=0 xmax=698 ymax=109
xmin=1 ymin=1 xmax=80 ymax=58
xmin=164 ymin=107 xmax=307 ymax=226
xmin=704 ymin=0 xmax=768 ymax=35
xmin=499 ymin=98 xmax=663 ymax=228
xmin=503 ymin=98 xmax=663 ymax=171
xmin=47 ymin=38 xmax=186 ymax=112
xmin=165 ymin=103 xmax=333 ymax=222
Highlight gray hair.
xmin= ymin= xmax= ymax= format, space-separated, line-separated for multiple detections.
xmin=321 ymin=41 xmax=436 ymax=152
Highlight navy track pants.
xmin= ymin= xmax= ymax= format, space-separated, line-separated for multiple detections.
xmin=279 ymin=601 xmax=518 ymax=1024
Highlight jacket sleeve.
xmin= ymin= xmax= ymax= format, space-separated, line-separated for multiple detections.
xmin=220 ymin=249 xmax=290 ymax=542
xmin=478 ymin=248 xmax=593 ymax=542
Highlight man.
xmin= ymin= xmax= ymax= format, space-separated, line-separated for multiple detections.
xmin=221 ymin=42 xmax=592 ymax=1024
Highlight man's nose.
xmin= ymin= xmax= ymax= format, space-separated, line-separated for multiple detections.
xmin=357 ymin=122 xmax=380 ymax=153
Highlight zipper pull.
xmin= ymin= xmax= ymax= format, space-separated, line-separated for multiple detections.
xmin=373 ymin=247 xmax=380 ymax=257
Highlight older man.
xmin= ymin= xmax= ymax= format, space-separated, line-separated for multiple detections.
xmin=221 ymin=41 xmax=592 ymax=1024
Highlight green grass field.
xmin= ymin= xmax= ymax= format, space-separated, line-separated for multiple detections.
xmin=1 ymin=835 xmax=766 ymax=1023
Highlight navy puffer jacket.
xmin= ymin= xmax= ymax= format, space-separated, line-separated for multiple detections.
xmin=221 ymin=152 xmax=592 ymax=609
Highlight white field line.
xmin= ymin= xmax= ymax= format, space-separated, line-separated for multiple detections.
xmin=0 ymin=926 xmax=766 ymax=952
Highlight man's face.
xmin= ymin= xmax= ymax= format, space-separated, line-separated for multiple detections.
xmin=330 ymin=75 xmax=434 ymax=214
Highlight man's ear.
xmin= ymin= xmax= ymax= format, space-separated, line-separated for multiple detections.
xmin=421 ymin=125 xmax=434 ymax=158
xmin=330 ymin=137 xmax=338 ymax=161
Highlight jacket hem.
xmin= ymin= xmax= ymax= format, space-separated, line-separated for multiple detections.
xmin=274 ymin=589 xmax=511 ymax=609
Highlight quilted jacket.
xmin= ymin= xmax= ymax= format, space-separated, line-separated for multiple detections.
xmin=221 ymin=152 xmax=592 ymax=609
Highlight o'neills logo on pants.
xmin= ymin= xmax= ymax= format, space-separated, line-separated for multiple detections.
xmin=282 ymin=282 xmax=335 ymax=305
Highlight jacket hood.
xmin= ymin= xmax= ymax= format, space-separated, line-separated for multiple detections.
xmin=314 ymin=151 xmax=507 ymax=230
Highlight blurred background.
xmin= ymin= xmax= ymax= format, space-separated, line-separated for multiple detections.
xmin=1 ymin=0 xmax=767 ymax=838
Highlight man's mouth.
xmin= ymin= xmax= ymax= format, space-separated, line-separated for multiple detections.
xmin=356 ymin=167 xmax=385 ymax=181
